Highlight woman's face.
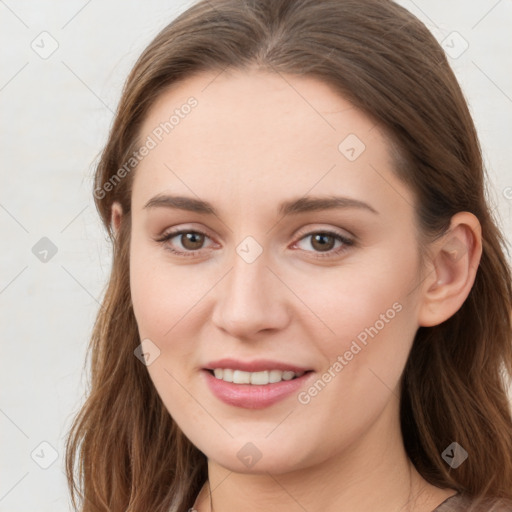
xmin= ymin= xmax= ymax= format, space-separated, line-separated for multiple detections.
xmin=127 ymin=68 xmax=426 ymax=473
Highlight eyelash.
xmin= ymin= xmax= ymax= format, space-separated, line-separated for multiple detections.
xmin=156 ymin=227 xmax=354 ymax=260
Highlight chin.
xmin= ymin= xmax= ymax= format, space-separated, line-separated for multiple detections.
xmin=200 ymin=438 xmax=318 ymax=476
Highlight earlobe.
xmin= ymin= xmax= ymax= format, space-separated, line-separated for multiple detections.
xmin=418 ymin=212 xmax=482 ymax=327
xmin=111 ymin=202 xmax=123 ymax=235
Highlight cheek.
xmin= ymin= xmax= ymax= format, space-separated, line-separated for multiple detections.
xmin=295 ymin=246 xmax=420 ymax=386
xmin=290 ymin=270 xmax=418 ymax=443
xmin=129 ymin=239 xmax=207 ymax=339
xmin=130 ymin=255 xmax=171 ymax=339
xmin=129 ymin=243 xmax=205 ymax=422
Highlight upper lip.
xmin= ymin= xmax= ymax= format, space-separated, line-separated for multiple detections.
xmin=204 ymin=358 xmax=313 ymax=373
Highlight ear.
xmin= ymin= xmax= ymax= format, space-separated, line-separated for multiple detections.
xmin=111 ymin=201 xmax=123 ymax=235
xmin=417 ymin=212 xmax=482 ymax=327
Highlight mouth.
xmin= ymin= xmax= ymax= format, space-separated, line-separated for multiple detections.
xmin=205 ymin=368 xmax=313 ymax=385
xmin=202 ymin=365 xmax=316 ymax=409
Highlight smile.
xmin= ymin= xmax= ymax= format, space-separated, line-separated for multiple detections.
xmin=203 ymin=369 xmax=315 ymax=409
xmin=210 ymin=368 xmax=306 ymax=385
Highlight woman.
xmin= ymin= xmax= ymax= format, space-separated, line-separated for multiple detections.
xmin=65 ymin=0 xmax=512 ymax=511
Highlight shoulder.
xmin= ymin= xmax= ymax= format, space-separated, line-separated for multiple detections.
xmin=434 ymin=493 xmax=512 ymax=512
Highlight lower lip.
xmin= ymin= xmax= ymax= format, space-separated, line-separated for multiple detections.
xmin=203 ymin=370 xmax=314 ymax=409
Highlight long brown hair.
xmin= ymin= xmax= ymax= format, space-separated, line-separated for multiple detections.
xmin=65 ymin=0 xmax=512 ymax=510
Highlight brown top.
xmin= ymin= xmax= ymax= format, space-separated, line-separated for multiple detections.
xmin=433 ymin=493 xmax=512 ymax=512
xmin=190 ymin=487 xmax=512 ymax=512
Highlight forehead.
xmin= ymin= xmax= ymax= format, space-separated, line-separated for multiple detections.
xmin=138 ymin=68 xmax=378 ymax=158
xmin=131 ymin=69 xmax=413 ymax=220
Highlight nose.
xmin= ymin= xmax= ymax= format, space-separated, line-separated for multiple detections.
xmin=211 ymin=248 xmax=290 ymax=339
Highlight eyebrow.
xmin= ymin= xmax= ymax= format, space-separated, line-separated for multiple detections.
xmin=143 ymin=194 xmax=378 ymax=216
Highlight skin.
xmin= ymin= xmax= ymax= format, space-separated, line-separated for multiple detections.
xmin=111 ymin=68 xmax=482 ymax=512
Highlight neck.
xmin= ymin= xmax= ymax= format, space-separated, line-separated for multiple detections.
xmin=194 ymin=399 xmax=455 ymax=512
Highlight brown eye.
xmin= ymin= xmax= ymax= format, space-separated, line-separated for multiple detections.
xmin=156 ymin=229 xmax=214 ymax=257
xmin=294 ymin=230 xmax=354 ymax=259
xmin=179 ymin=232 xmax=205 ymax=251
xmin=310 ymin=233 xmax=337 ymax=252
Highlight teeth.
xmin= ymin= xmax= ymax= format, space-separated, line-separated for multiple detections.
xmin=269 ymin=369 xmax=283 ymax=383
xmin=233 ymin=370 xmax=251 ymax=384
xmin=250 ymin=371 xmax=268 ymax=385
xmin=211 ymin=368 xmax=305 ymax=385
xmin=222 ymin=369 xmax=233 ymax=382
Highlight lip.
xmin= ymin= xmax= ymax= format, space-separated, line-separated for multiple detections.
xmin=204 ymin=358 xmax=312 ymax=373
xmin=203 ymin=369 xmax=315 ymax=409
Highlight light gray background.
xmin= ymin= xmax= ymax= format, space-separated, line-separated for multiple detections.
xmin=1 ymin=1 xmax=511 ymax=510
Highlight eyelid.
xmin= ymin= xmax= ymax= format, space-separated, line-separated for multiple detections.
xmin=155 ymin=224 xmax=355 ymax=258
xmin=290 ymin=227 xmax=354 ymax=258
xmin=156 ymin=222 xmax=216 ymax=241
xmin=292 ymin=224 xmax=355 ymax=243
xmin=155 ymin=226 xmax=217 ymax=255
